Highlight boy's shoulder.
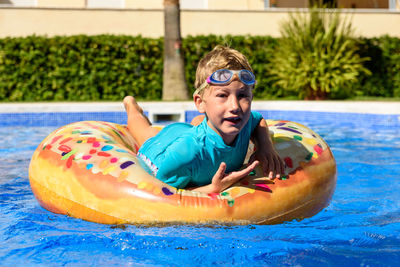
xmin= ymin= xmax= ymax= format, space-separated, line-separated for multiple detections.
xmin=251 ymin=110 xmax=263 ymax=120
xmin=160 ymin=123 xmax=202 ymax=154
xmin=162 ymin=122 xmax=192 ymax=132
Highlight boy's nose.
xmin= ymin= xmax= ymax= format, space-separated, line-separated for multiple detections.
xmin=229 ymin=95 xmax=240 ymax=113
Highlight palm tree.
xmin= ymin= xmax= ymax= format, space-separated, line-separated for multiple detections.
xmin=162 ymin=0 xmax=189 ymax=100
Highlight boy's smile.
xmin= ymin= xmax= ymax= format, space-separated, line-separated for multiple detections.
xmin=196 ymin=80 xmax=253 ymax=145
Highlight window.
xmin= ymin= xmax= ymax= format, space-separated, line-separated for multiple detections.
xmin=0 ymin=0 xmax=36 ymax=6
xmin=87 ymin=0 xmax=124 ymax=9
xmin=180 ymin=0 xmax=207 ymax=9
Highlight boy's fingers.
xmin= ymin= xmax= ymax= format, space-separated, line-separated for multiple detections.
xmin=261 ymin=155 xmax=273 ymax=177
xmin=263 ymin=158 xmax=269 ymax=176
xmin=280 ymin=156 xmax=285 ymax=174
xmin=216 ymin=162 xmax=227 ymax=178
xmin=248 ymin=160 xmax=259 ymax=169
xmin=248 ymin=153 xmax=256 ymax=164
xmin=268 ymin=157 xmax=275 ymax=177
xmin=276 ymin=155 xmax=285 ymax=176
xmin=273 ymin=156 xmax=280 ymax=177
xmin=264 ymin=155 xmax=283 ymax=179
xmin=238 ymin=160 xmax=259 ymax=178
xmin=211 ymin=162 xmax=227 ymax=185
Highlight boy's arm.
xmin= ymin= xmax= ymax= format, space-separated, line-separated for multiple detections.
xmin=250 ymin=119 xmax=285 ymax=179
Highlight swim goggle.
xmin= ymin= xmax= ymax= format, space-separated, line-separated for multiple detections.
xmin=193 ymin=69 xmax=256 ymax=95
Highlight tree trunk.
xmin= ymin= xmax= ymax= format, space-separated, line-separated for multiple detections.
xmin=305 ymin=87 xmax=328 ymax=100
xmin=162 ymin=0 xmax=188 ymax=101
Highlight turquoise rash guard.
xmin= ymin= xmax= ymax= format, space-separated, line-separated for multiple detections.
xmin=137 ymin=111 xmax=263 ymax=189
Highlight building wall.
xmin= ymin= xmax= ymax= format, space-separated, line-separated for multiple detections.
xmin=0 ymin=8 xmax=163 ymax=37
xmin=0 ymin=8 xmax=398 ymax=38
xmin=1 ymin=0 xmax=397 ymax=9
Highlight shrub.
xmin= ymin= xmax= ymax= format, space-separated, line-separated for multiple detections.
xmin=0 ymin=34 xmax=398 ymax=101
xmin=0 ymin=35 xmax=163 ymax=101
xmin=268 ymin=8 xmax=371 ymax=99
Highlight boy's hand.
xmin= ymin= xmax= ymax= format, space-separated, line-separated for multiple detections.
xmin=249 ymin=146 xmax=284 ymax=179
xmin=210 ymin=161 xmax=259 ymax=193
xmin=251 ymin=118 xmax=285 ymax=180
xmin=192 ymin=161 xmax=259 ymax=194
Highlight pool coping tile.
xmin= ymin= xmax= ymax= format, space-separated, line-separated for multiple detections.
xmin=0 ymin=101 xmax=399 ymax=127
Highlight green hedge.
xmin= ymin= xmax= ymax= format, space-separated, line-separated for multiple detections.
xmin=0 ymin=35 xmax=163 ymax=101
xmin=350 ymin=36 xmax=400 ymax=99
xmin=0 ymin=34 xmax=399 ymax=101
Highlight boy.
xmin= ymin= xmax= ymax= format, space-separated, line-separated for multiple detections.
xmin=124 ymin=46 xmax=283 ymax=193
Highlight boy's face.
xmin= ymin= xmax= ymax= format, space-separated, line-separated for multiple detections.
xmin=195 ymin=79 xmax=253 ymax=145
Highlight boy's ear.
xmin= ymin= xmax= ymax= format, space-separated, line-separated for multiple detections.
xmin=193 ymin=94 xmax=206 ymax=113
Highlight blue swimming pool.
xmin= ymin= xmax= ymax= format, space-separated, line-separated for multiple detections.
xmin=1 ymin=110 xmax=399 ymax=266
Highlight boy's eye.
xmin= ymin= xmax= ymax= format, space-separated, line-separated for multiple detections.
xmin=238 ymin=92 xmax=250 ymax=98
xmin=216 ymin=93 xmax=227 ymax=98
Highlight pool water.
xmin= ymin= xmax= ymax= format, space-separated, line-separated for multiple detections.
xmin=1 ymin=115 xmax=400 ymax=266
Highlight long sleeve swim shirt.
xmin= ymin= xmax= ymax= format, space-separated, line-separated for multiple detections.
xmin=137 ymin=111 xmax=263 ymax=189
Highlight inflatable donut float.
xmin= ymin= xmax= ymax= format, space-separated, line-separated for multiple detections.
xmin=29 ymin=120 xmax=336 ymax=225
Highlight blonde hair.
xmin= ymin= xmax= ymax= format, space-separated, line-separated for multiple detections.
xmin=194 ymin=46 xmax=254 ymax=95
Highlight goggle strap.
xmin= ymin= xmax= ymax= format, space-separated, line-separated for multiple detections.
xmin=193 ymin=81 xmax=208 ymax=96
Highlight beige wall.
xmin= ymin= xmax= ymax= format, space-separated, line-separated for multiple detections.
xmin=1 ymin=0 xmax=398 ymax=9
xmin=0 ymin=8 xmax=399 ymax=38
xmin=181 ymin=10 xmax=287 ymax=36
xmin=0 ymin=8 xmax=163 ymax=37
xmin=2 ymin=0 xmax=397 ymax=9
